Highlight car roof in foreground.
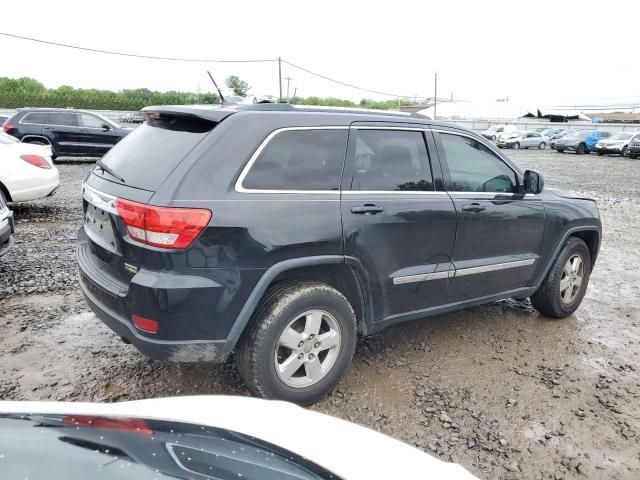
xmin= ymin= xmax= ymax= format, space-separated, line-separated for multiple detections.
xmin=0 ymin=396 xmax=478 ymax=480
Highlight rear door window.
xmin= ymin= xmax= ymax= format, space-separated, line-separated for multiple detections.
xmin=350 ymin=129 xmax=433 ymax=191
xmin=78 ymin=113 xmax=104 ymax=128
xmin=50 ymin=112 xmax=76 ymax=126
xmin=241 ymin=129 xmax=348 ymax=191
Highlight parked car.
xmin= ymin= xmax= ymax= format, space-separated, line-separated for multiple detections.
xmin=77 ymin=103 xmax=601 ymax=405
xmin=119 ymin=111 xmax=146 ymax=124
xmin=480 ymin=124 xmax=516 ymax=141
xmin=3 ymin=108 xmax=132 ymax=159
xmin=628 ymin=135 xmax=640 ymax=159
xmin=550 ymin=129 xmax=579 ymax=149
xmin=595 ymin=131 xmax=637 ymax=156
xmin=496 ymin=125 xmax=520 ymax=142
xmin=555 ymin=130 xmax=612 ymax=154
xmin=540 ymin=128 xmax=563 ymax=138
xmin=497 ymin=130 xmax=549 ymax=149
xmin=0 ymin=115 xmax=8 ymax=125
xmin=0 ymin=396 xmax=478 ymax=479
xmin=0 ymin=131 xmax=59 ymax=203
xmin=0 ymin=188 xmax=14 ymax=258
xmin=253 ymin=94 xmax=277 ymax=103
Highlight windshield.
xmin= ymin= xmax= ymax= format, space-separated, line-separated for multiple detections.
xmin=0 ymin=414 xmax=338 ymax=480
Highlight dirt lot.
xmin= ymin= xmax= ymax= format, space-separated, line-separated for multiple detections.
xmin=1 ymin=148 xmax=639 ymax=479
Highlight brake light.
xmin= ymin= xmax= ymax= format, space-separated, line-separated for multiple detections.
xmin=63 ymin=416 xmax=153 ymax=435
xmin=132 ymin=314 xmax=159 ymax=333
xmin=3 ymin=123 xmax=14 ymax=133
xmin=20 ymin=154 xmax=51 ymax=169
xmin=115 ymin=198 xmax=211 ymax=249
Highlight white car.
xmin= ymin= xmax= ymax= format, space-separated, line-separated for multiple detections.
xmin=481 ymin=124 xmax=518 ymax=141
xmin=497 ymin=130 xmax=549 ymax=150
xmin=0 ymin=190 xmax=14 ymax=257
xmin=595 ymin=132 xmax=639 ymax=157
xmin=0 ymin=131 xmax=59 ymax=203
xmin=0 ymin=396 xmax=478 ymax=480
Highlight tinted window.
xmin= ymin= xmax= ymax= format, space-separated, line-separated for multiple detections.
xmin=21 ymin=112 xmax=50 ymax=124
xmin=99 ymin=116 xmax=216 ymax=191
xmin=50 ymin=112 xmax=76 ymax=126
xmin=78 ymin=113 xmax=104 ymax=128
xmin=439 ymin=133 xmax=517 ymax=193
xmin=351 ymin=130 xmax=433 ymax=191
xmin=243 ymin=129 xmax=347 ymax=190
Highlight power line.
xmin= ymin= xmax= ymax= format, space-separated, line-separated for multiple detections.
xmin=0 ymin=31 xmax=428 ymax=98
xmin=0 ymin=32 xmax=277 ymax=63
xmin=280 ymin=59 xmax=419 ymax=98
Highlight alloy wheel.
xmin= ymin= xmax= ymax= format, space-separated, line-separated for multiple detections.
xmin=274 ymin=309 xmax=341 ymax=388
xmin=560 ymin=254 xmax=584 ymax=304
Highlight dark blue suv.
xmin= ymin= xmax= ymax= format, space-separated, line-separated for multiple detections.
xmin=3 ymin=108 xmax=131 ymax=159
xmin=77 ymin=103 xmax=601 ymax=405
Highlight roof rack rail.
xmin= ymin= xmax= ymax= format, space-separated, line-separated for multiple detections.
xmin=238 ymin=103 xmax=295 ymax=111
xmin=410 ymin=112 xmax=431 ymax=120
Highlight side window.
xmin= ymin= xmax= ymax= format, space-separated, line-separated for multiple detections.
xmin=21 ymin=112 xmax=50 ymax=124
xmin=50 ymin=112 xmax=76 ymax=127
xmin=439 ymin=133 xmax=517 ymax=193
xmin=78 ymin=113 xmax=104 ymax=128
xmin=242 ymin=129 xmax=347 ymax=190
xmin=351 ymin=130 xmax=433 ymax=191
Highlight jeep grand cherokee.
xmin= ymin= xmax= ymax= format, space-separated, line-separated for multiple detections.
xmin=77 ymin=103 xmax=601 ymax=405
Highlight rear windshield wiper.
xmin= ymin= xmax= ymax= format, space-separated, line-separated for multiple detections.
xmin=96 ymin=159 xmax=126 ymax=183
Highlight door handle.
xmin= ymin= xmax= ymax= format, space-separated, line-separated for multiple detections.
xmin=461 ymin=203 xmax=486 ymax=213
xmin=351 ymin=204 xmax=384 ymax=215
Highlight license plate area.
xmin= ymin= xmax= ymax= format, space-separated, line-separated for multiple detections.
xmin=84 ymin=200 xmax=119 ymax=254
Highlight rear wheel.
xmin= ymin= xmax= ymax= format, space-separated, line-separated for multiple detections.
xmin=576 ymin=143 xmax=586 ymax=155
xmin=621 ymin=146 xmax=628 ymax=157
xmin=237 ymin=282 xmax=357 ymax=405
xmin=531 ymin=237 xmax=591 ymax=318
xmin=538 ymin=142 xmax=546 ymax=150
xmin=513 ymin=142 xmax=520 ymax=150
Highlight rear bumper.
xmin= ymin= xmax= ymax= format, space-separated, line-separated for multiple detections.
xmin=596 ymin=147 xmax=623 ymax=154
xmin=76 ymin=228 xmax=231 ymax=363
xmin=8 ymin=169 xmax=60 ymax=202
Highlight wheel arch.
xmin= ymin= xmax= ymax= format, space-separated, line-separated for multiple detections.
xmin=223 ymin=256 xmax=372 ymax=353
xmin=533 ymin=226 xmax=601 ymax=290
xmin=21 ymin=135 xmax=52 ymax=146
xmin=0 ymin=181 xmax=12 ymax=202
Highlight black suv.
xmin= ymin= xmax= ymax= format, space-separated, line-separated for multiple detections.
xmin=3 ymin=108 xmax=131 ymax=159
xmin=77 ymin=104 xmax=601 ymax=404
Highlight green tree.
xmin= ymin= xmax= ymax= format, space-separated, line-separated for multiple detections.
xmin=225 ymin=75 xmax=250 ymax=97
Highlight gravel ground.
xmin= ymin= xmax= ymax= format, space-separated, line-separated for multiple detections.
xmin=1 ymin=148 xmax=639 ymax=479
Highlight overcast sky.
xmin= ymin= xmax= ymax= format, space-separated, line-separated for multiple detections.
xmin=1 ymin=0 xmax=639 ymax=107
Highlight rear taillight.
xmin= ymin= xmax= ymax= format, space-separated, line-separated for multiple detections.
xmin=63 ymin=416 xmax=153 ymax=435
xmin=115 ymin=198 xmax=211 ymax=249
xmin=20 ymin=154 xmax=51 ymax=169
xmin=3 ymin=123 xmax=14 ymax=133
xmin=132 ymin=314 xmax=159 ymax=334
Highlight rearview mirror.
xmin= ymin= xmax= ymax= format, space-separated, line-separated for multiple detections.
xmin=102 ymin=123 xmax=111 ymax=131
xmin=523 ymin=170 xmax=544 ymax=194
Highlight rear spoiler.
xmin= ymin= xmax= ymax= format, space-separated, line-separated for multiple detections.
xmin=141 ymin=105 xmax=238 ymax=123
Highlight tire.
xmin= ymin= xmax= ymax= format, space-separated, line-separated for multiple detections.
xmin=576 ymin=143 xmax=586 ymax=155
xmin=630 ymin=154 xmax=638 ymax=160
xmin=538 ymin=142 xmax=546 ymax=150
xmin=596 ymin=150 xmax=605 ymax=156
xmin=237 ymin=281 xmax=357 ymax=405
xmin=530 ymin=237 xmax=591 ymax=319
xmin=513 ymin=142 xmax=520 ymax=150
xmin=491 ymin=135 xmax=496 ymax=141
xmin=621 ymin=146 xmax=628 ymax=157
xmin=557 ymin=149 xmax=565 ymax=153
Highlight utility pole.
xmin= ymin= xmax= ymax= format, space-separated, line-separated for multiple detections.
xmin=293 ymin=87 xmax=297 ymax=102
xmin=278 ymin=57 xmax=283 ymax=102
xmin=433 ymin=71 xmax=438 ymax=119
xmin=285 ymin=76 xmax=293 ymax=103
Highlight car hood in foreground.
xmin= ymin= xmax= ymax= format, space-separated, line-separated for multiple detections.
xmin=0 ymin=395 xmax=477 ymax=480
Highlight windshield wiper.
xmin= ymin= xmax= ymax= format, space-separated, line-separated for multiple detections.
xmin=96 ymin=159 xmax=125 ymax=183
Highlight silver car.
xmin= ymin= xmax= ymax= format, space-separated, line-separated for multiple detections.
xmin=497 ymin=130 xmax=549 ymax=150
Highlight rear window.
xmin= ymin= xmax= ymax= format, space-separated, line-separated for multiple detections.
xmin=51 ymin=112 xmax=76 ymax=126
xmin=98 ymin=116 xmax=215 ymax=191
xmin=241 ymin=129 xmax=347 ymax=191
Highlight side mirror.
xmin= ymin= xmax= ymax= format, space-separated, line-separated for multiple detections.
xmin=102 ymin=123 xmax=111 ymax=131
xmin=523 ymin=170 xmax=544 ymax=194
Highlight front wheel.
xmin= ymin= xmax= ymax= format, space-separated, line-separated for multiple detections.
xmin=512 ymin=142 xmax=520 ymax=150
xmin=576 ymin=143 xmax=586 ymax=155
xmin=538 ymin=142 xmax=546 ymax=150
xmin=531 ymin=237 xmax=591 ymax=318
xmin=491 ymin=135 xmax=496 ymax=141
xmin=237 ymin=282 xmax=357 ymax=405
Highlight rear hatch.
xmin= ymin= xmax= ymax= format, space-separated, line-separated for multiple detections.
xmin=80 ymin=107 xmax=234 ymax=290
